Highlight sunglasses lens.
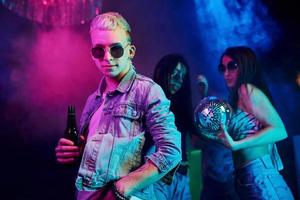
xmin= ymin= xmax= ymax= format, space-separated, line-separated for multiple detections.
xmin=227 ymin=61 xmax=238 ymax=70
xmin=91 ymin=44 xmax=126 ymax=59
xmin=91 ymin=47 xmax=104 ymax=59
xmin=110 ymin=45 xmax=124 ymax=58
xmin=218 ymin=61 xmax=238 ymax=73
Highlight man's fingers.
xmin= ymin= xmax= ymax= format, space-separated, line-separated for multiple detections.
xmin=55 ymin=145 xmax=79 ymax=152
xmin=55 ymin=138 xmax=82 ymax=165
xmin=57 ymin=158 xmax=76 ymax=164
xmin=79 ymin=135 xmax=85 ymax=142
xmin=58 ymin=138 xmax=74 ymax=146
xmin=56 ymin=151 xmax=80 ymax=158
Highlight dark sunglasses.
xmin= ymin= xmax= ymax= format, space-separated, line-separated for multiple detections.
xmin=91 ymin=43 xmax=129 ymax=59
xmin=218 ymin=61 xmax=238 ymax=73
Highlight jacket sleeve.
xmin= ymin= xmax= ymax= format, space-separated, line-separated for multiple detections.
xmin=144 ymin=83 xmax=182 ymax=174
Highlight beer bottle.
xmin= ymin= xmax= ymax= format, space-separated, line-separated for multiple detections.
xmin=64 ymin=105 xmax=79 ymax=146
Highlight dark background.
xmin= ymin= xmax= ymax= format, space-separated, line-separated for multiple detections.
xmin=0 ymin=0 xmax=299 ymax=199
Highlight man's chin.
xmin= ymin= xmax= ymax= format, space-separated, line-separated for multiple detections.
xmin=102 ymin=72 xmax=118 ymax=78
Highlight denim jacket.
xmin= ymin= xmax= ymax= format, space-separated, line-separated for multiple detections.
xmin=75 ymin=67 xmax=182 ymax=199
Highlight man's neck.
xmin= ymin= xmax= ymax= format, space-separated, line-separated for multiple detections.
xmin=104 ymin=77 xmax=120 ymax=93
xmin=104 ymin=64 xmax=131 ymax=93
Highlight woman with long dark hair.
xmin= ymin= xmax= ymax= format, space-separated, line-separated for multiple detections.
xmin=214 ymin=46 xmax=294 ymax=199
xmin=153 ymin=54 xmax=194 ymax=200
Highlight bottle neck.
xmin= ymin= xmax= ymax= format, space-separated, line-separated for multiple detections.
xmin=67 ymin=113 xmax=77 ymax=128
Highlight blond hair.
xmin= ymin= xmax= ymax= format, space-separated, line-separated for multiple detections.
xmin=90 ymin=12 xmax=131 ymax=42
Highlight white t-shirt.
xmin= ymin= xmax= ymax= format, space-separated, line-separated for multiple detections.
xmin=87 ymin=93 xmax=107 ymax=140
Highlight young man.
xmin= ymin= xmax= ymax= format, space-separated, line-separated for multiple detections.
xmin=55 ymin=12 xmax=181 ymax=200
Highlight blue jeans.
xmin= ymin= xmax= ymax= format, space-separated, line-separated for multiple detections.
xmin=153 ymin=172 xmax=191 ymax=200
xmin=235 ymin=154 xmax=294 ymax=200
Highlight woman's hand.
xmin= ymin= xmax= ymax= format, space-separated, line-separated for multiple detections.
xmin=216 ymin=124 xmax=239 ymax=150
xmin=199 ymin=124 xmax=239 ymax=150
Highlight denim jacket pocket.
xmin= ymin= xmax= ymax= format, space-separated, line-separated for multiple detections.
xmin=108 ymin=133 xmax=146 ymax=178
xmin=112 ymin=103 xmax=143 ymax=137
xmin=236 ymin=172 xmax=256 ymax=187
xmin=113 ymin=103 xmax=141 ymax=119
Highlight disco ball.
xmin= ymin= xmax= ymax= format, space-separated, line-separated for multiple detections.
xmin=1 ymin=0 xmax=103 ymax=26
xmin=194 ymin=96 xmax=232 ymax=135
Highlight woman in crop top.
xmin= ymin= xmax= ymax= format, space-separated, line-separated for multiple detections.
xmin=211 ymin=46 xmax=294 ymax=200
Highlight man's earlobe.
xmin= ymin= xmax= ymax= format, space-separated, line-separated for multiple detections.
xmin=129 ymin=45 xmax=136 ymax=59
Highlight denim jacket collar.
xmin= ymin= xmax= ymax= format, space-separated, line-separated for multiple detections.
xmin=96 ymin=65 xmax=136 ymax=97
